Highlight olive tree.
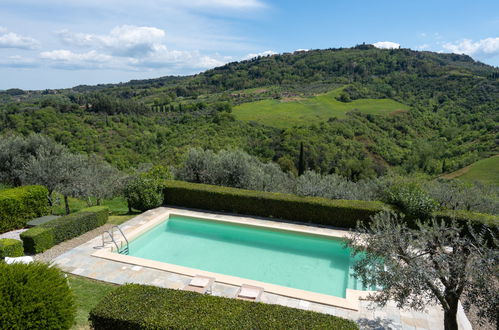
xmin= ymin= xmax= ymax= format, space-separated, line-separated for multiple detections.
xmin=22 ymin=144 xmax=70 ymax=206
xmin=347 ymin=211 xmax=498 ymax=330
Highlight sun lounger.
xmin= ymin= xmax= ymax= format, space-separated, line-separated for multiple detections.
xmin=4 ymin=256 xmax=34 ymax=264
xmin=236 ymin=284 xmax=264 ymax=302
xmin=184 ymin=275 xmax=215 ymax=294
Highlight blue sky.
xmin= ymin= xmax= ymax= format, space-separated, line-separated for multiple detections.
xmin=1 ymin=0 xmax=498 ymax=90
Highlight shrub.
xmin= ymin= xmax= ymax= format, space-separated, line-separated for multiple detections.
xmin=20 ymin=227 xmax=55 ymax=254
xmin=384 ymin=182 xmax=438 ymax=220
xmin=89 ymin=284 xmax=358 ymax=330
xmin=0 ymin=262 xmax=75 ymax=329
xmin=435 ymin=209 xmax=499 ymax=237
xmin=164 ymin=180 xmax=388 ymax=228
xmin=0 ymin=185 xmax=49 ymax=233
xmin=80 ymin=206 xmax=109 ymax=227
xmin=124 ymin=176 xmax=164 ymax=212
xmin=0 ymin=238 xmax=24 ymax=258
xmin=20 ymin=206 xmax=109 ymax=254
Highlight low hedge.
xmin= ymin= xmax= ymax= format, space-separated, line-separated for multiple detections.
xmin=20 ymin=206 xmax=109 ymax=254
xmin=0 ymin=238 xmax=24 ymax=258
xmin=0 ymin=262 xmax=75 ymax=329
xmin=164 ymin=180 xmax=389 ymax=228
xmin=89 ymin=284 xmax=358 ymax=329
xmin=0 ymin=185 xmax=49 ymax=233
xmin=20 ymin=227 xmax=55 ymax=254
xmin=435 ymin=209 xmax=499 ymax=236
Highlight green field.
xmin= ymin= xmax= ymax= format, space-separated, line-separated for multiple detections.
xmin=233 ymin=88 xmax=410 ymax=128
xmin=444 ymin=155 xmax=499 ymax=186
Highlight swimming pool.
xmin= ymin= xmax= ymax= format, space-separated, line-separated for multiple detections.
xmin=125 ymin=214 xmax=368 ymax=299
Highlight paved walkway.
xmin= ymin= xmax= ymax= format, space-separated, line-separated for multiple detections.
xmin=50 ymin=207 xmax=472 ymax=330
xmin=0 ymin=228 xmax=28 ymax=240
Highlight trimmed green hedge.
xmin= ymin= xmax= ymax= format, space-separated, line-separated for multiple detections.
xmin=0 ymin=238 xmax=24 ymax=258
xmin=89 ymin=284 xmax=358 ymax=329
xmin=164 ymin=180 xmax=389 ymax=228
xmin=0 ymin=185 xmax=49 ymax=233
xmin=20 ymin=206 xmax=109 ymax=254
xmin=435 ymin=209 xmax=499 ymax=236
xmin=20 ymin=227 xmax=55 ymax=254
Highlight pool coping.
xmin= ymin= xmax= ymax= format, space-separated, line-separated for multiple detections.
xmin=92 ymin=208 xmax=373 ymax=311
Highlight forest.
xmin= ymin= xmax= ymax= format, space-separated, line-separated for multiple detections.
xmin=0 ymin=45 xmax=497 ymax=180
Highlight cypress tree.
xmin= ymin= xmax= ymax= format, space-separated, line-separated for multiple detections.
xmin=298 ymin=142 xmax=305 ymax=176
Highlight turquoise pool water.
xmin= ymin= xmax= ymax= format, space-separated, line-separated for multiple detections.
xmin=127 ymin=215 xmax=368 ymax=298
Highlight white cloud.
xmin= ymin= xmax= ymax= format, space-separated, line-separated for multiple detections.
xmin=442 ymin=37 xmax=499 ymax=58
xmin=417 ymin=44 xmax=430 ymax=50
xmin=40 ymin=49 xmax=115 ymax=69
xmin=46 ymin=25 xmax=227 ymax=71
xmin=58 ymin=25 xmax=166 ymax=57
xmin=243 ymin=50 xmax=277 ymax=60
xmin=0 ymin=55 xmax=38 ymax=68
xmin=0 ymin=27 xmax=39 ymax=49
xmin=373 ymin=41 xmax=400 ymax=49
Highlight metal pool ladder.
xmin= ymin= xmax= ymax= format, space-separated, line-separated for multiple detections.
xmin=101 ymin=225 xmax=129 ymax=255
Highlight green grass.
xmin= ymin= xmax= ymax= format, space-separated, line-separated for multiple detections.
xmin=50 ymin=194 xmax=140 ymax=226
xmin=233 ymin=87 xmax=410 ymax=128
xmin=68 ymin=275 xmax=117 ymax=329
xmin=51 ymin=195 xmax=130 ymax=216
xmin=444 ymin=155 xmax=499 ymax=186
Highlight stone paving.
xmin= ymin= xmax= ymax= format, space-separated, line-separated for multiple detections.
xmin=51 ymin=207 xmax=472 ymax=330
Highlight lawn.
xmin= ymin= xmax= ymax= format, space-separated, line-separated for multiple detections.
xmin=443 ymin=155 xmax=499 ymax=186
xmin=68 ymin=275 xmax=117 ymax=329
xmin=233 ymin=87 xmax=410 ymax=128
xmin=51 ymin=194 xmax=140 ymax=225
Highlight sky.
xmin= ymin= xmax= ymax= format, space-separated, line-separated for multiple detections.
xmin=1 ymin=0 xmax=498 ymax=90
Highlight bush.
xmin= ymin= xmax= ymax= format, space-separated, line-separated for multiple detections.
xmin=89 ymin=284 xmax=358 ymax=330
xmin=384 ymin=182 xmax=438 ymax=220
xmin=124 ymin=176 xmax=164 ymax=212
xmin=435 ymin=209 xmax=499 ymax=237
xmin=20 ymin=227 xmax=55 ymax=254
xmin=0 ymin=262 xmax=75 ymax=329
xmin=0 ymin=238 xmax=24 ymax=258
xmin=20 ymin=206 xmax=109 ymax=254
xmin=0 ymin=185 xmax=49 ymax=233
xmin=164 ymin=180 xmax=388 ymax=228
xmin=80 ymin=206 xmax=109 ymax=227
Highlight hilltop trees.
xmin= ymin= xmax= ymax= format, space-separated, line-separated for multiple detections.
xmin=347 ymin=211 xmax=498 ymax=330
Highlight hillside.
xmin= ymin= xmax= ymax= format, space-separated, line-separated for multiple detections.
xmin=0 ymin=45 xmax=498 ymax=179
xmin=233 ymin=87 xmax=410 ymax=128
xmin=443 ymin=155 xmax=499 ymax=186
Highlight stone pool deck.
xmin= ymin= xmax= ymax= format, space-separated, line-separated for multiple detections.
xmin=50 ymin=207 xmax=472 ymax=330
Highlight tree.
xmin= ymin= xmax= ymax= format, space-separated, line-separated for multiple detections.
xmin=22 ymin=143 xmax=70 ymax=206
xmin=298 ymin=142 xmax=305 ymax=176
xmin=347 ymin=211 xmax=498 ymax=330
xmin=123 ymin=165 xmax=171 ymax=212
xmin=78 ymin=155 xmax=123 ymax=206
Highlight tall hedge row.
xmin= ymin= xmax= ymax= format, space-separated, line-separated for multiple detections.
xmin=164 ymin=180 xmax=389 ymax=228
xmin=21 ymin=206 xmax=109 ymax=254
xmin=89 ymin=284 xmax=358 ymax=330
xmin=0 ymin=185 xmax=49 ymax=233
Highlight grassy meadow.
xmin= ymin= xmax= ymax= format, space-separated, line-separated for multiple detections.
xmin=233 ymin=87 xmax=410 ymax=128
xmin=443 ymin=155 xmax=499 ymax=186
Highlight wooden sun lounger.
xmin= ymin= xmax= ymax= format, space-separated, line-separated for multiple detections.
xmin=184 ymin=275 xmax=215 ymax=294
xmin=236 ymin=284 xmax=264 ymax=302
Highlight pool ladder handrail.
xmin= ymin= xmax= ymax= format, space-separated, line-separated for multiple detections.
xmin=101 ymin=226 xmax=129 ymax=255
xmin=112 ymin=225 xmax=129 ymax=255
